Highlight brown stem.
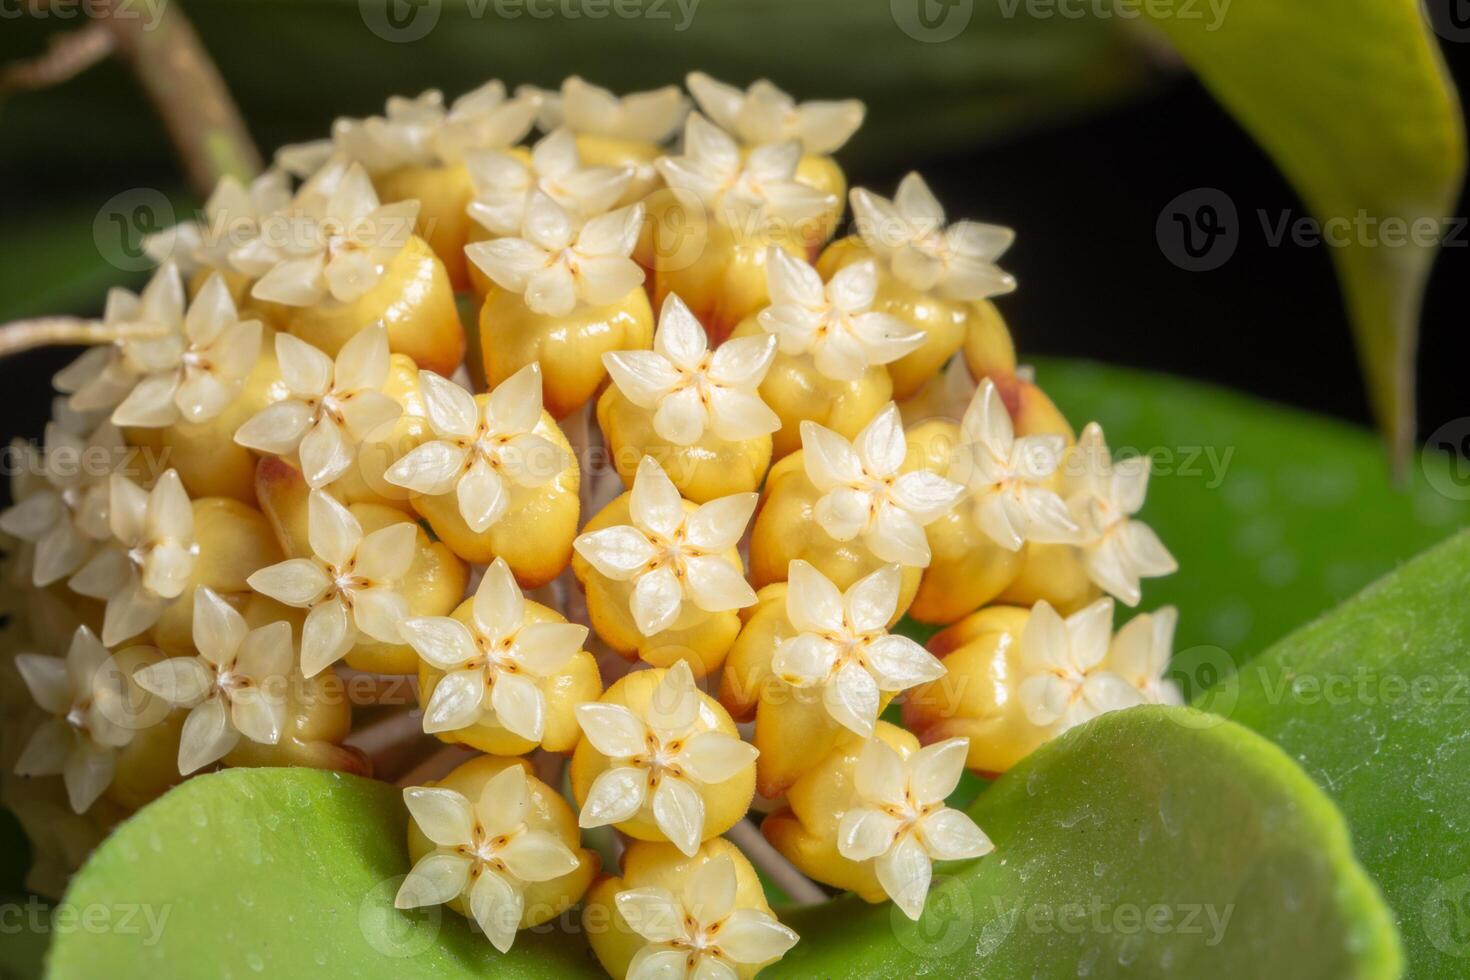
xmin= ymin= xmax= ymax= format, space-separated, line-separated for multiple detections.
xmin=0 ymin=317 xmax=167 ymax=359
xmin=0 ymin=22 xmax=113 ymax=97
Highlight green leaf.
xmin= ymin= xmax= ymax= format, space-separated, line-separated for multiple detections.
xmin=46 ymin=769 xmax=603 ymax=979
xmin=1130 ymin=0 xmax=1464 ymax=464
xmin=1200 ymin=528 xmax=1470 ymax=978
xmin=1037 ymin=358 xmax=1469 ymax=664
xmin=771 ymin=706 xmax=1399 ymax=978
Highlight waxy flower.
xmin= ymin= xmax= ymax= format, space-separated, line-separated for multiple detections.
xmin=850 ymin=173 xmax=1016 ymax=300
xmin=1062 ymin=423 xmax=1178 ymax=606
xmin=467 ymin=193 xmax=645 ymax=317
xmin=233 ymin=325 xmax=401 ymax=489
xmin=464 ymin=128 xmax=634 ymax=237
xmin=110 ymin=271 xmax=263 ymax=428
xmin=0 ymin=421 xmax=122 ymax=587
xmin=574 ymin=457 xmax=757 ymax=636
xmin=69 ymin=470 xmax=198 ymax=646
xmin=686 ymin=71 xmax=864 ymax=155
xmin=604 ymin=293 xmax=779 ymax=446
xmin=132 ymin=587 xmax=293 ymax=774
xmin=759 ymin=249 xmax=922 ymax=382
xmin=1016 ymin=598 xmax=1142 ymax=732
xmin=395 ymin=765 xmax=581 ymax=953
xmin=13 ymin=626 xmax=133 ymax=813
xmin=246 ymin=490 xmax=417 ymax=676
xmin=656 ymin=114 xmax=835 ymax=228
xmin=616 ymin=852 xmax=799 ymax=979
xmin=575 ymin=662 xmax=758 ymax=855
xmin=947 ymin=378 xmax=1076 ymax=551
xmin=399 ymin=558 xmax=588 ymax=739
xmin=144 ymin=170 xmax=293 ymax=275
xmin=838 ymin=737 xmax=994 ymax=919
xmin=385 ymin=365 xmax=566 ymax=533
xmin=773 ymin=561 xmax=945 ymax=738
xmin=1105 ymin=605 xmax=1184 ymax=706
xmin=238 ymin=161 xmax=419 ymax=306
xmin=802 ymin=405 xmax=965 ymax=567
xmin=526 ymin=76 xmax=689 ymax=144
xmin=55 ymin=268 xmax=183 ymax=415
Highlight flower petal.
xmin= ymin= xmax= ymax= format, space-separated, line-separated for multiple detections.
xmin=385 ymin=440 xmax=469 ymax=496
xmin=603 ymin=351 xmax=681 ymax=409
xmin=578 ymin=765 xmax=647 ymax=827
xmin=457 ymin=458 xmax=509 ymax=533
xmin=718 ymin=908 xmax=799 ymax=965
xmin=653 ymin=293 xmax=708 ymax=370
xmin=300 ymin=598 xmax=355 ymax=676
xmin=876 ymin=832 xmax=932 ymax=921
xmin=824 ymin=661 xmax=879 ymax=737
xmin=395 ymin=853 xmax=471 ymax=909
xmin=247 ymin=558 xmax=331 ymax=607
xmin=133 ymin=657 xmax=214 ymax=708
xmin=512 ymin=622 xmax=586 ymax=677
xmin=684 ymin=493 xmax=757 ymax=552
xmin=574 ymin=525 xmax=657 ymax=580
xmin=920 ymin=808 xmax=994 ymax=862
xmin=423 ymin=669 xmax=488 ymax=734
xmin=400 ymin=616 xmax=478 ymax=671
xmin=62 ymin=740 xmax=116 ymax=813
xmin=771 ymin=634 xmax=838 ymax=687
xmin=799 ymin=422 xmax=862 ymax=489
xmin=233 ymin=400 xmax=316 ymax=455
xmin=864 ymin=634 xmax=945 ymax=692
xmin=908 ymin=737 xmax=969 ymax=805
xmin=352 ymin=587 xmax=410 ymax=644
xmin=403 ymin=785 xmax=475 ymax=847
xmin=631 ymin=566 xmax=683 ymax=636
xmin=837 ymin=806 xmax=902 ymax=862
xmin=785 ymin=560 xmax=844 ymax=634
xmin=615 ymin=887 xmax=683 ymax=943
xmin=675 ymin=731 xmax=757 ymax=784
xmin=682 ymin=555 xmax=755 ymax=613
xmin=192 ymin=586 xmax=247 ymax=666
xmin=178 ymin=697 xmax=240 ymax=774
xmin=844 ymin=564 xmax=901 ymax=634
xmin=491 ymin=670 xmax=546 ymax=742
xmin=499 ymin=829 xmax=579 ymax=883
xmin=651 ymin=776 xmax=704 ymax=856
xmin=576 ymin=703 xmax=648 ymax=759
xmin=355 ymin=522 xmax=418 ymax=582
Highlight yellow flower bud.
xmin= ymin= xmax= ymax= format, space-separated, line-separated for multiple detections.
xmin=374 ymin=163 xmax=478 ymax=290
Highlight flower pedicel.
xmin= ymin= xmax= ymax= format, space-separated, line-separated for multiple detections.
xmin=0 ymin=72 xmax=1181 ymax=975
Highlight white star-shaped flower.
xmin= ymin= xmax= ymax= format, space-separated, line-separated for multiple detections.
xmin=132 ymin=587 xmax=293 ymax=774
xmin=947 ymin=378 xmax=1077 ymax=551
xmin=773 ymin=561 xmax=945 ymax=738
xmin=54 ymin=266 xmax=182 ymax=415
xmin=1017 ymin=598 xmax=1143 ymax=733
xmin=574 ymin=457 xmax=757 ymax=637
xmin=1105 ymin=606 xmax=1184 ymax=706
xmin=686 ymin=72 xmax=864 ymax=155
xmin=801 ymin=404 xmax=966 ymax=567
xmin=850 ymin=172 xmax=1016 ymax=301
xmin=655 ymin=113 xmax=836 ymax=229
xmin=0 ymin=420 xmax=121 ymax=587
xmin=464 ymin=127 xmax=634 ymax=237
xmin=466 ymin=192 xmax=645 ymax=318
xmin=68 ymin=470 xmax=198 ymax=647
xmin=604 ymin=293 xmax=780 ymax=447
xmin=109 ymin=270 xmax=263 ymax=428
xmin=1062 ymin=423 xmax=1178 ymax=606
xmin=575 ymin=661 xmax=758 ymax=855
xmin=616 ymin=852 xmax=799 ymax=979
xmin=399 ymin=558 xmax=588 ymax=740
xmin=384 ymin=364 xmax=566 ymax=533
xmin=13 ymin=626 xmax=133 ymax=814
xmin=525 ymin=76 xmax=689 ymax=144
xmin=246 ymin=490 xmax=417 ymax=677
xmin=144 ymin=170 xmax=293 ymax=276
xmin=237 ymin=160 xmax=419 ymax=307
xmin=233 ymin=325 xmax=402 ymax=489
xmin=838 ymin=737 xmax=994 ymax=920
xmin=758 ymin=248 xmax=922 ymax=382
xmin=395 ymin=765 xmax=581 ymax=953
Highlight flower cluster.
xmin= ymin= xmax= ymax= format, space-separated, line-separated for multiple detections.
xmin=1 ymin=71 xmax=1181 ymax=978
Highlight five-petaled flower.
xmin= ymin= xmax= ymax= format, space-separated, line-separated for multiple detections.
xmin=132 ymin=587 xmax=294 ymax=775
xmin=802 ymin=405 xmax=965 ymax=567
xmin=399 ymin=557 xmax=588 ymax=739
xmin=385 ymin=364 xmax=567 ymax=533
xmin=1105 ymin=605 xmax=1184 ymax=706
xmin=68 ymin=470 xmax=198 ymax=647
xmin=246 ymin=489 xmax=417 ymax=677
xmin=850 ymin=172 xmax=1016 ymax=301
xmin=233 ymin=325 xmax=402 ymax=489
xmin=525 ymin=76 xmax=689 ymax=144
xmin=1062 ymin=422 xmax=1178 ymax=606
xmin=838 ymin=737 xmax=994 ymax=919
xmin=686 ymin=71 xmax=864 ymax=155
xmin=574 ymin=457 xmax=757 ymax=637
xmin=467 ymin=193 xmax=646 ymax=318
xmin=616 ymin=852 xmax=799 ymax=979
xmin=54 ymin=266 xmax=185 ymax=415
xmin=758 ymin=249 xmax=922 ymax=382
xmin=773 ymin=561 xmax=945 ymax=738
xmin=604 ymin=293 xmax=780 ymax=447
xmin=1016 ymin=598 xmax=1142 ymax=733
xmin=13 ymin=626 xmax=133 ymax=814
xmin=395 ymin=765 xmax=581 ymax=953
xmin=144 ymin=171 xmax=292 ymax=277
xmin=575 ymin=662 xmax=757 ymax=855
xmin=947 ymin=378 xmax=1077 ymax=552
xmin=464 ymin=128 xmax=633 ymax=237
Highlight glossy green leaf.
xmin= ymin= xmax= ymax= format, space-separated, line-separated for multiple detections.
xmin=1131 ymin=0 xmax=1464 ymax=463
xmin=771 ymin=706 xmax=1399 ymax=978
xmin=46 ymin=769 xmax=603 ymax=979
xmin=1201 ymin=528 xmax=1470 ymax=978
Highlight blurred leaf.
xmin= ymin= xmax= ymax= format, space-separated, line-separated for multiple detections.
xmin=1131 ymin=0 xmax=1464 ymax=465
xmin=1203 ymin=528 xmax=1470 ymax=978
